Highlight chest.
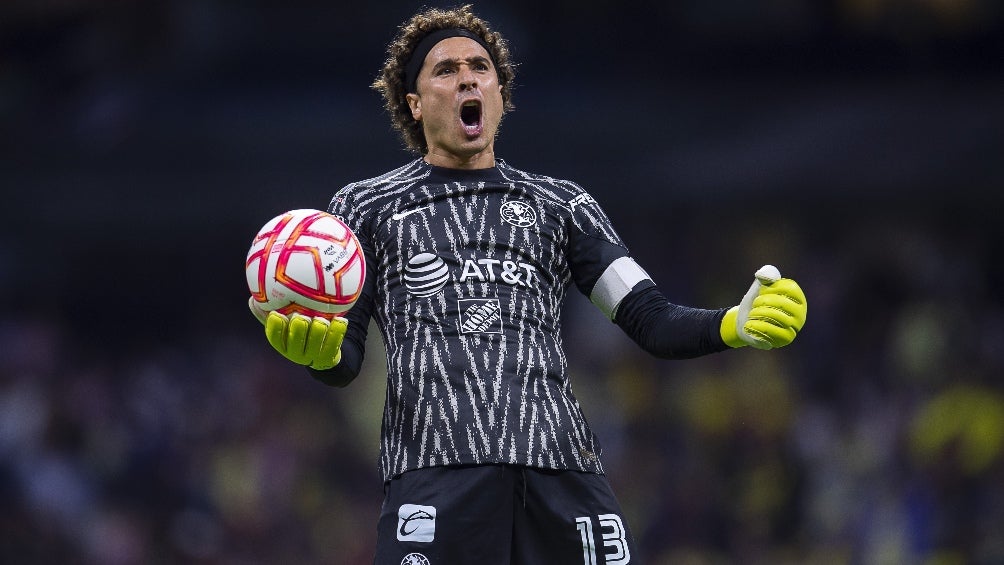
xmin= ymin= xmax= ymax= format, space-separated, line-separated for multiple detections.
xmin=381 ymin=185 xmax=563 ymax=255
xmin=371 ymin=185 xmax=569 ymax=296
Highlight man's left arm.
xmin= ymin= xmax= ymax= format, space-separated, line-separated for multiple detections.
xmin=609 ymin=267 xmax=807 ymax=359
xmin=565 ymin=190 xmax=806 ymax=359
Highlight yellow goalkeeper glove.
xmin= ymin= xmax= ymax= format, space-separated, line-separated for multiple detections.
xmin=720 ymin=265 xmax=807 ymax=350
xmin=248 ymin=298 xmax=347 ymax=369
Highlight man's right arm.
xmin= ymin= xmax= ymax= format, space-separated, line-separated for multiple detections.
xmin=307 ymin=323 xmax=366 ymax=387
xmin=306 ymin=232 xmax=378 ymax=387
xmin=306 ymin=185 xmax=375 ymax=386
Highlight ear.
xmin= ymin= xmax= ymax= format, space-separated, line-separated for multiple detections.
xmin=406 ymin=93 xmax=422 ymax=121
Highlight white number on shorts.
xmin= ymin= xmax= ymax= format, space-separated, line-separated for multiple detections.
xmin=574 ymin=514 xmax=631 ymax=564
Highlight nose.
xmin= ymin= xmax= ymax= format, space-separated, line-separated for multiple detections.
xmin=458 ymin=65 xmax=477 ymax=91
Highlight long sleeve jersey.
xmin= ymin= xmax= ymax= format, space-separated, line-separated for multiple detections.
xmin=312 ymin=158 xmax=728 ymax=482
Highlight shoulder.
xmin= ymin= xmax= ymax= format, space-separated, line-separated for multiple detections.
xmin=352 ymin=159 xmax=429 ymax=188
xmin=329 ymin=159 xmax=430 ymax=208
xmin=496 ymin=160 xmax=597 ymax=211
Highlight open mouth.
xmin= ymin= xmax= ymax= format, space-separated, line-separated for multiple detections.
xmin=460 ymin=100 xmax=483 ymax=137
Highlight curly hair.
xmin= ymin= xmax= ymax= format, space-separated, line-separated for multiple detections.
xmin=371 ymin=5 xmax=516 ymax=155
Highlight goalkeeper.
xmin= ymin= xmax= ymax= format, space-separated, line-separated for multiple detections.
xmin=251 ymin=5 xmax=807 ymax=564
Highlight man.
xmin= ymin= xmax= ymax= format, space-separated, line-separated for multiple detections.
xmin=251 ymin=5 xmax=807 ymax=564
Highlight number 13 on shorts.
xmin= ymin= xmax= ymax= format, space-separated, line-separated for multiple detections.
xmin=574 ymin=514 xmax=631 ymax=565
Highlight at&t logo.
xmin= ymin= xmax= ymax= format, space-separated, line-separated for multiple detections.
xmin=404 ymin=253 xmax=450 ymax=296
xmin=404 ymin=253 xmax=537 ymax=296
xmin=460 ymin=258 xmax=536 ymax=287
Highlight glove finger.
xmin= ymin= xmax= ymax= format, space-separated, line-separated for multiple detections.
xmin=752 ymin=291 xmax=807 ymax=330
xmin=285 ymin=313 xmax=314 ymax=364
xmin=303 ymin=317 xmax=331 ymax=362
xmin=758 ymin=278 xmax=806 ymax=308
xmin=265 ymin=309 xmax=289 ymax=349
xmin=749 ymin=297 xmax=800 ymax=328
xmin=747 ymin=279 xmax=804 ymax=348
xmin=744 ymin=318 xmax=797 ymax=349
xmin=264 ymin=311 xmax=290 ymax=354
xmin=312 ymin=316 xmax=347 ymax=370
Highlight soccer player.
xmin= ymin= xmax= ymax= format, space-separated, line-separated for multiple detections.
xmin=250 ymin=5 xmax=807 ymax=564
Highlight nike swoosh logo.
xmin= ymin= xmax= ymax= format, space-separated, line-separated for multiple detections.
xmin=391 ymin=206 xmax=429 ymax=221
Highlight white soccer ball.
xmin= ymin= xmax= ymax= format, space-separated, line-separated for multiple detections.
xmin=245 ymin=209 xmax=365 ymax=319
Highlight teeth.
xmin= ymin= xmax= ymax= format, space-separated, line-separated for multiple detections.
xmin=463 ymin=101 xmax=478 ymax=107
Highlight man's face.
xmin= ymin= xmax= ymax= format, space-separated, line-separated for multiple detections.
xmin=406 ymin=36 xmax=504 ymax=168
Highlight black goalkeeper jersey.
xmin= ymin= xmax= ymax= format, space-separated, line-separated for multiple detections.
xmin=326 ymin=158 xmax=671 ymax=481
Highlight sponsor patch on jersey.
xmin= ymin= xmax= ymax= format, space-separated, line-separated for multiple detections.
xmin=458 ymin=299 xmax=503 ymax=334
xmin=405 ymin=252 xmax=450 ymax=296
xmin=397 ymin=504 xmax=436 ymax=543
xmin=500 ymin=200 xmax=537 ymax=228
xmin=460 ymin=258 xmax=536 ymax=287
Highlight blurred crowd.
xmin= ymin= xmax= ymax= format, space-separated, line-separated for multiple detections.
xmin=3 ymin=210 xmax=1003 ymax=565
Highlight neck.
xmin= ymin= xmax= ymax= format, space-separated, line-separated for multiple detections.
xmin=423 ymin=146 xmax=496 ymax=170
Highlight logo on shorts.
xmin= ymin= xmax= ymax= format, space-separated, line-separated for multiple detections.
xmin=459 ymin=299 xmax=502 ymax=334
xmin=397 ymin=504 xmax=436 ymax=542
xmin=401 ymin=554 xmax=431 ymax=565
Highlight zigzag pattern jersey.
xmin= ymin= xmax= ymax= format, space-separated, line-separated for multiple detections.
xmin=329 ymin=159 xmax=641 ymax=482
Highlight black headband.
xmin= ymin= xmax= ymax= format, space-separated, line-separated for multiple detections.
xmin=404 ymin=28 xmax=495 ymax=93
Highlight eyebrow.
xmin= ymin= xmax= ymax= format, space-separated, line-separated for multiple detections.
xmin=430 ymin=55 xmax=493 ymax=73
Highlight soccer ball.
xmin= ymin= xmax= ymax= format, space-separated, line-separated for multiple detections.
xmin=245 ymin=209 xmax=365 ymax=319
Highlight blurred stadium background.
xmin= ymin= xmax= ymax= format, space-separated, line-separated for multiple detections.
xmin=2 ymin=1 xmax=1003 ymax=563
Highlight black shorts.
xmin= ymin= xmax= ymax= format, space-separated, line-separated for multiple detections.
xmin=374 ymin=464 xmax=637 ymax=565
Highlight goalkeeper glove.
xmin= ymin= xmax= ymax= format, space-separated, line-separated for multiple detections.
xmin=720 ymin=265 xmax=807 ymax=350
xmin=248 ymin=298 xmax=347 ymax=369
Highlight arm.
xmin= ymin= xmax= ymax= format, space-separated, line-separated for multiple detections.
xmin=608 ymin=264 xmax=807 ymax=357
xmin=304 ymin=185 xmax=379 ymax=386
xmin=305 ymin=204 xmax=379 ymax=386
xmin=565 ymin=196 xmax=728 ymax=358
xmin=252 ymin=186 xmax=378 ymax=387
xmin=613 ymin=281 xmax=730 ymax=359
xmin=305 ymin=265 xmax=375 ymax=387
xmin=249 ymin=298 xmax=367 ymax=387
xmin=307 ymin=322 xmax=365 ymax=387
xmin=565 ymin=190 xmax=805 ymax=359
xmin=604 ymin=267 xmax=807 ymax=358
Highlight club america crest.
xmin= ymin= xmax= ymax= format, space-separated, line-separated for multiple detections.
xmin=500 ymin=200 xmax=536 ymax=228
